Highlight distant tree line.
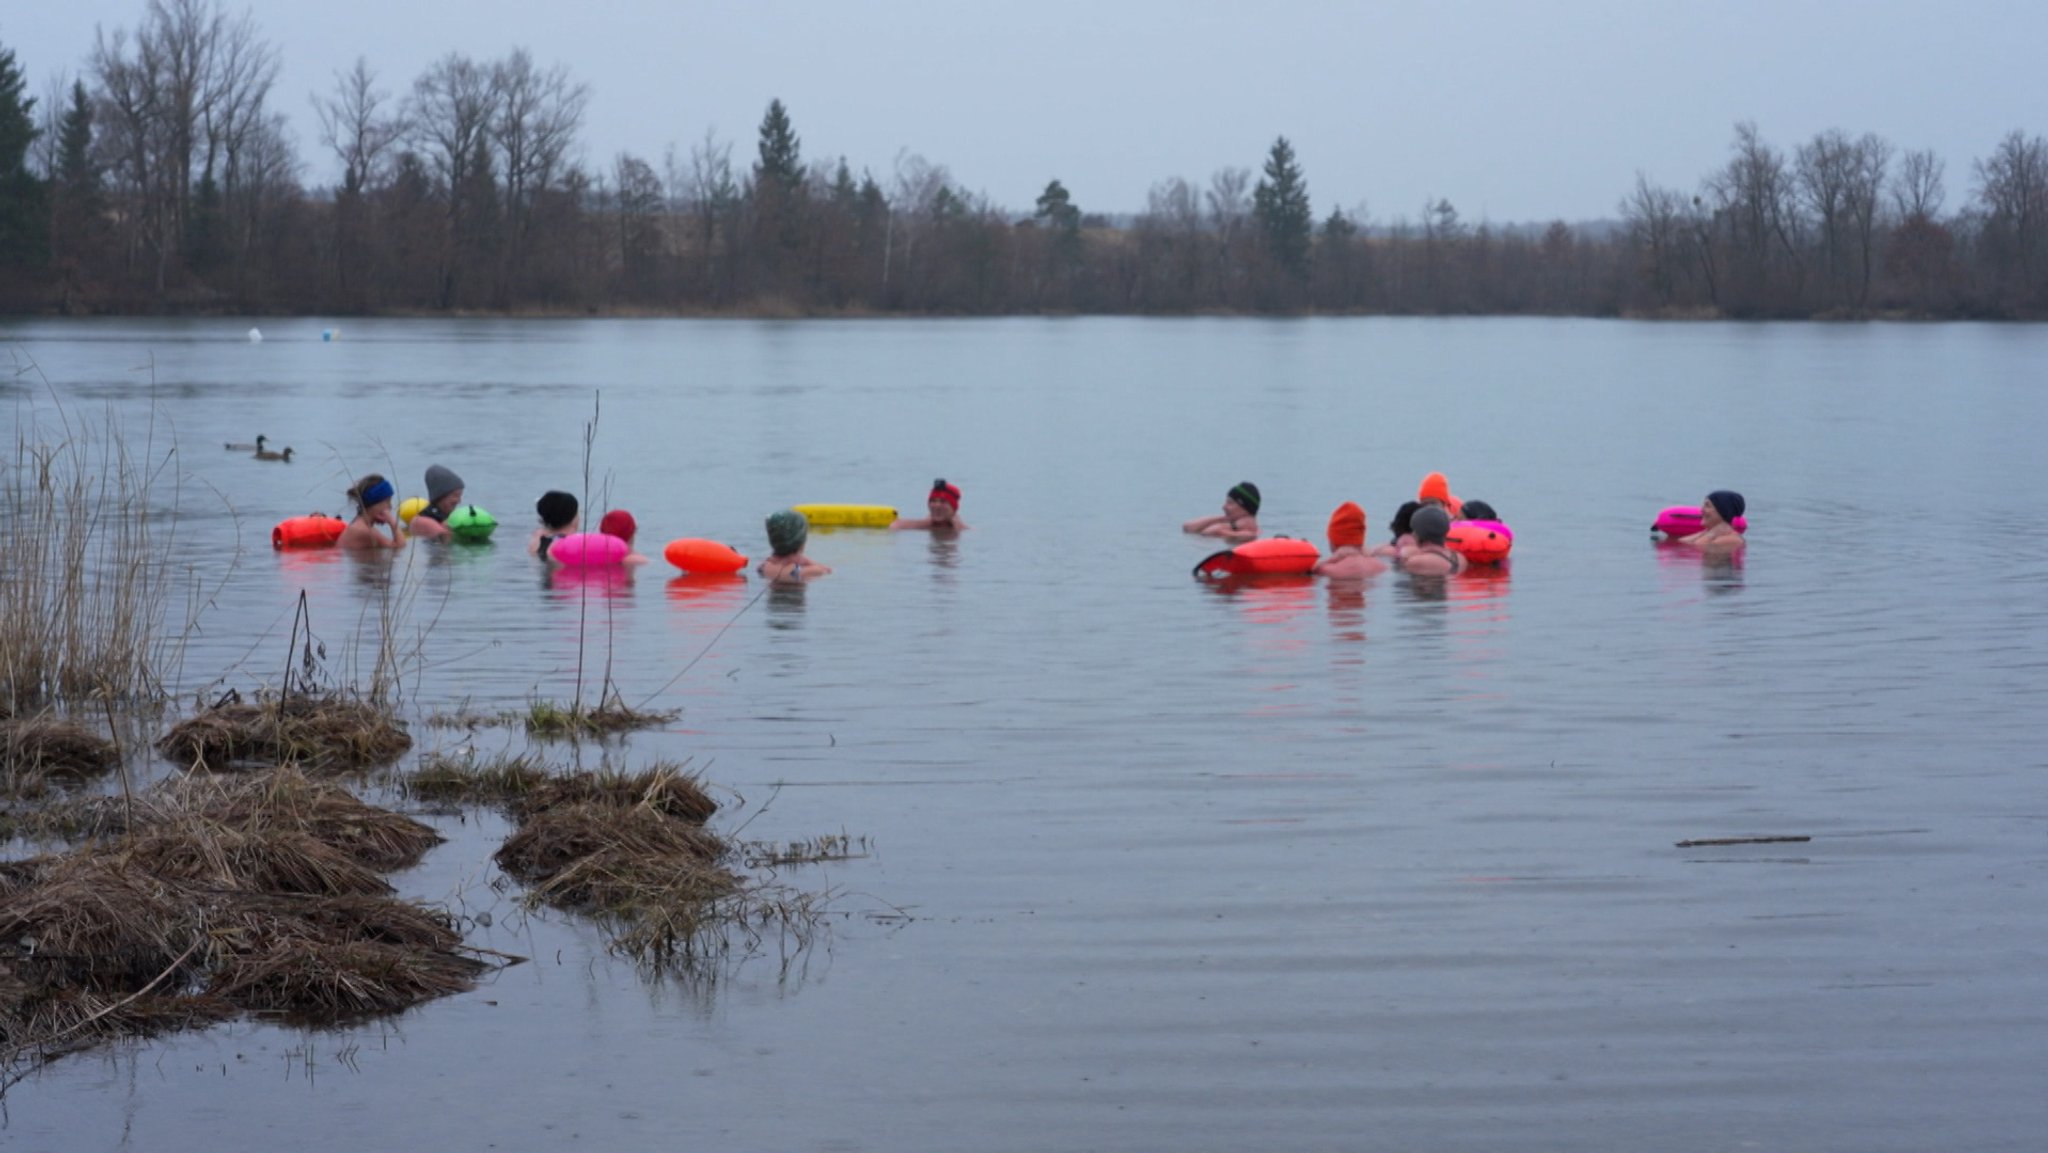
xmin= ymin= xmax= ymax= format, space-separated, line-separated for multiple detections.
xmin=3 ymin=5 xmax=2046 ymax=319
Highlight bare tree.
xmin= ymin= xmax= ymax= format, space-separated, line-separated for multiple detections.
xmin=405 ymin=52 xmax=495 ymax=305
xmin=314 ymin=58 xmax=404 ymax=192
xmin=1621 ymin=173 xmax=1690 ymax=306
xmin=489 ymin=48 xmax=587 ymax=297
xmin=1891 ymin=149 xmax=1946 ymax=220
xmin=1973 ymin=130 xmax=2048 ymax=299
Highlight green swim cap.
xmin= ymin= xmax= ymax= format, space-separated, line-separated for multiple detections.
xmin=766 ymin=509 xmax=809 ymax=556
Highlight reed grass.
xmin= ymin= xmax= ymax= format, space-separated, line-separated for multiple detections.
xmin=0 ymin=368 xmax=192 ymax=712
xmin=404 ymin=751 xmax=551 ymax=806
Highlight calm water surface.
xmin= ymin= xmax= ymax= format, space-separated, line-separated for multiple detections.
xmin=3 ymin=317 xmax=2045 ymax=1151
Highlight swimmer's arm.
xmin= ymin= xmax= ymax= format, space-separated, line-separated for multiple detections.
xmin=1182 ymin=515 xmax=1225 ymax=534
xmin=1204 ymin=521 xmax=1257 ymax=542
xmin=890 ymin=517 xmax=933 ymax=530
xmin=409 ymin=517 xmax=449 ymax=540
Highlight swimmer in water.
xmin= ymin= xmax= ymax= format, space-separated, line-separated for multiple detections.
xmin=890 ymin=479 xmax=968 ymax=531
xmin=338 ymin=474 xmax=405 ymax=550
xmin=597 ymin=509 xmax=651 ymax=565
xmin=1373 ymin=501 xmax=1421 ymax=558
xmin=528 ymin=491 xmax=580 ymax=559
xmin=1313 ymin=501 xmax=1388 ymax=578
xmin=758 ymin=509 xmax=831 ymax=581
xmin=1682 ymin=490 xmax=1747 ymax=550
xmin=1398 ymin=505 xmax=1465 ymax=575
xmin=406 ymin=464 xmax=465 ymax=541
xmin=1182 ymin=482 xmax=1261 ymax=542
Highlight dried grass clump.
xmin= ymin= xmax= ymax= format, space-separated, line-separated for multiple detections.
xmin=0 ymin=717 xmax=121 ymax=796
xmin=159 ymin=770 xmax=440 ymax=871
xmin=496 ymin=803 xmax=726 ymax=898
xmin=0 ymin=770 xmax=501 ymax=1064
xmin=405 ymin=751 xmax=551 ymax=807
xmin=156 ymin=696 xmax=412 ymax=773
xmin=521 ymin=763 xmax=716 ymax=824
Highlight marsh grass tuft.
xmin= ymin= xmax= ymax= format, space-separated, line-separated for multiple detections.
xmin=0 ymin=769 xmax=494 ymax=1071
xmin=482 ymin=763 xmax=824 ymax=970
xmin=156 ymin=695 xmax=412 ymax=773
xmin=404 ymin=751 xmax=552 ymax=806
xmin=521 ymin=697 xmax=678 ymax=740
xmin=1 ymin=717 xmax=121 ymax=798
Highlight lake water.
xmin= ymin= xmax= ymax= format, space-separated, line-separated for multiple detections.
xmin=3 ymin=317 xmax=2046 ymax=1151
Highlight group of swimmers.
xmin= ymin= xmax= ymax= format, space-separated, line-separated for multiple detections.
xmin=330 ymin=464 xmax=1745 ymax=583
xmin=1182 ymin=473 xmax=1749 ymax=578
xmin=332 ymin=468 xmax=969 ymax=583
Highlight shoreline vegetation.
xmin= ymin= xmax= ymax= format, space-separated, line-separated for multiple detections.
xmin=0 ymin=391 xmax=846 ymax=1086
xmin=5 ymin=14 xmax=2048 ymax=323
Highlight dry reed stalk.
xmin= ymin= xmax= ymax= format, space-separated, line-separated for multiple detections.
xmin=159 ymin=770 xmax=441 ymax=871
xmin=0 ymin=384 xmax=188 ymax=712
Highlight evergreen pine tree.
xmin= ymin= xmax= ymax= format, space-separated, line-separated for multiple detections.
xmin=1252 ymin=136 xmax=1312 ymax=279
xmin=0 ymin=41 xmax=48 ymax=268
xmin=754 ymin=99 xmax=803 ymax=197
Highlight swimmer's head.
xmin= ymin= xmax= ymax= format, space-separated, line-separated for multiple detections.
xmin=766 ymin=509 xmax=809 ymax=557
xmin=1705 ymin=490 xmax=1745 ymax=525
xmin=599 ymin=509 xmax=637 ymax=544
xmin=1226 ymin=481 xmax=1261 ymax=517
xmin=1389 ymin=501 xmax=1421 ymax=540
xmin=1410 ymin=504 xmax=1451 ymax=545
xmin=537 ymin=490 xmax=579 ymax=531
xmin=1458 ymin=499 xmax=1498 ymax=522
xmin=1327 ymin=502 xmax=1367 ymax=550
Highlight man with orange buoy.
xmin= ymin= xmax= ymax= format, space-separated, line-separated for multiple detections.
xmin=528 ymin=491 xmax=580 ymax=559
xmin=890 ymin=479 xmax=968 ymax=531
xmin=1397 ymin=505 xmax=1466 ymax=575
xmin=598 ymin=509 xmax=651 ymax=565
xmin=1313 ymin=502 xmax=1387 ymax=578
xmin=406 ymin=465 xmax=465 ymax=541
xmin=759 ymin=509 xmax=831 ymax=582
xmin=1183 ymin=481 xmax=1261 ymax=542
xmin=338 ymin=475 xmax=406 ymax=550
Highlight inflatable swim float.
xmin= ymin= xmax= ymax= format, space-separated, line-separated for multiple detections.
xmin=398 ymin=497 xmax=428 ymax=524
xmin=1193 ymin=537 xmax=1320 ymax=578
xmin=791 ymin=503 xmax=896 ymax=528
xmin=444 ymin=504 xmax=496 ymax=542
xmin=546 ymin=531 xmax=627 ymax=567
xmin=1654 ymin=506 xmax=1747 ymax=537
xmin=664 ymin=538 xmax=748 ymax=574
xmin=272 ymin=514 xmax=346 ymax=550
xmin=1446 ymin=519 xmax=1514 ymax=564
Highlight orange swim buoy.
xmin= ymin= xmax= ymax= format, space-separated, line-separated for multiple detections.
xmin=1193 ymin=537 xmax=1320 ymax=578
xmin=272 ymin=514 xmax=346 ymax=550
xmin=664 ymin=538 xmax=748 ymax=574
xmin=1444 ymin=519 xmax=1513 ymax=565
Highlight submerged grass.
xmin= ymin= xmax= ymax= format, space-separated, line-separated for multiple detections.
xmin=156 ymin=695 xmax=412 ymax=773
xmin=404 ymin=751 xmax=552 ymax=806
xmin=521 ymin=698 xmax=678 ymax=740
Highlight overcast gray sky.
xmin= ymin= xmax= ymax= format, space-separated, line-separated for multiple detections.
xmin=8 ymin=0 xmax=2044 ymax=222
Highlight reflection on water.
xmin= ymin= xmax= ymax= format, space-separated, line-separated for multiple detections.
xmin=765 ymin=579 xmax=808 ymax=627
xmin=1654 ymin=539 xmax=1746 ymax=595
xmin=544 ymin=563 xmax=636 ymax=601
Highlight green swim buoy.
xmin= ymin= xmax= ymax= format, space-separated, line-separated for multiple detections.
xmin=446 ymin=504 xmax=497 ymax=542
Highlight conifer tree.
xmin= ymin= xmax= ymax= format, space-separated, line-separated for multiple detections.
xmin=0 ymin=41 xmax=47 ymax=268
xmin=1252 ymin=136 xmax=1312 ymax=279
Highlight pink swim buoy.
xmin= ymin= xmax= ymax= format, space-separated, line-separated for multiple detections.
xmin=546 ymin=531 xmax=628 ymax=567
xmin=1654 ymin=506 xmax=1747 ymax=537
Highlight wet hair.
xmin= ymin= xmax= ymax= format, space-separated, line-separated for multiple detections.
xmin=1458 ymin=499 xmax=1498 ymax=522
xmin=1388 ymin=501 xmax=1421 ymax=541
xmin=349 ymin=474 xmax=394 ymax=513
xmin=536 ymin=491 xmax=579 ymax=530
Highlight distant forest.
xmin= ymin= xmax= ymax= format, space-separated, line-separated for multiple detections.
xmin=3 ymin=3 xmax=2047 ymax=319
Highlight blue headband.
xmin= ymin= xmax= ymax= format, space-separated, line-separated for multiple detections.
xmin=360 ymin=479 xmax=395 ymax=507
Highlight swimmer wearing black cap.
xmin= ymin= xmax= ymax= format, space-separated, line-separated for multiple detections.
xmin=1682 ymin=490 xmax=1747 ymax=551
xmin=1183 ymin=481 xmax=1261 ymax=542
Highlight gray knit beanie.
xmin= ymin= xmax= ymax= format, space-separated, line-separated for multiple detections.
xmin=425 ymin=464 xmax=464 ymax=504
